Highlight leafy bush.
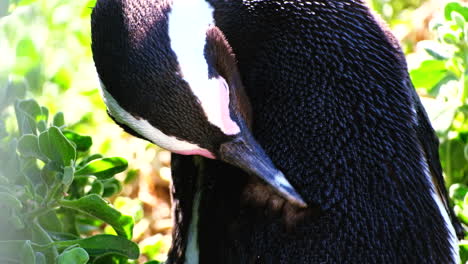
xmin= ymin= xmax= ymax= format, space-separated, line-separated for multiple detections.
xmin=409 ymin=1 xmax=468 ymax=261
xmin=0 ymin=92 xmax=139 ymax=263
xmin=410 ymin=1 xmax=468 ymax=192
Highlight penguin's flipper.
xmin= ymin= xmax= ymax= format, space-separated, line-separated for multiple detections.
xmin=410 ymin=83 xmax=465 ymax=239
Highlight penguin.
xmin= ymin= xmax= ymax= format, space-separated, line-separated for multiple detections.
xmin=91 ymin=0 xmax=463 ymax=263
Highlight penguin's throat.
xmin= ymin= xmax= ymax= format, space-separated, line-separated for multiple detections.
xmin=175 ymin=148 xmax=215 ymax=159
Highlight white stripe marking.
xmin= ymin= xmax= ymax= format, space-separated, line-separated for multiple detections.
xmin=421 ymin=154 xmax=459 ymax=263
xmin=411 ymin=98 xmax=458 ymax=262
xmin=184 ymin=186 xmax=201 ymax=264
xmin=99 ymin=82 xmax=213 ymax=157
xmin=168 ymin=0 xmax=240 ymax=135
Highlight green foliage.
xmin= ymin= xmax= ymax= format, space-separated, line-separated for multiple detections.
xmin=409 ymin=1 xmax=468 ymax=262
xmin=0 ymin=97 xmax=139 ymax=263
xmin=369 ymin=0 xmax=426 ymax=23
xmin=410 ymin=1 xmax=468 ymax=185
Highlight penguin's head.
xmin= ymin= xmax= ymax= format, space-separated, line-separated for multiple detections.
xmin=91 ymin=0 xmax=306 ymax=207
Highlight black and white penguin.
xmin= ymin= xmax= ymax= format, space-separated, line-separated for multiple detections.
xmin=91 ymin=0 xmax=463 ymax=263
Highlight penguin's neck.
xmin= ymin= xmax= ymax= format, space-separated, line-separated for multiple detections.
xmin=168 ymin=0 xmax=240 ymax=136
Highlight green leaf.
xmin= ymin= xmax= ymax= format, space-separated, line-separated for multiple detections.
xmin=102 ymin=178 xmax=122 ymax=198
xmin=31 ymin=221 xmax=58 ymax=260
xmin=427 ymin=74 xmax=458 ymax=97
xmin=78 ymin=154 xmax=103 ymax=167
xmin=15 ymin=38 xmax=40 ymax=75
xmin=62 ymin=166 xmax=74 ymax=186
xmin=445 ymin=2 xmax=468 ymax=22
xmin=38 ymin=106 xmax=48 ymax=125
xmin=443 ymin=32 xmax=459 ymax=44
xmin=410 ymin=60 xmax=448 ymax=90
xmin=18 ymin=134 xmax=44 ymax=160
xmin=81 ymin=0 xmax=97 ymax=17
xmin=49 ymin=127 xmax=76 ymax=166
xmin=54 ymin=235 xmax=139 ymax=259
xmin=75 ymin=157 xmax=128 ymax=180
xmin=88 ymin=180 xmax=104 ymax=196
xmin=418 ymin=40 xmax=451 ymax=60
xmin=450 ymin=184 xmax=468 ymax=202
xmin=56 ymin=247 xmax=89 ymax=264
xmin=124 ymin=169 xmax=139 ymax=184
xmin=38 ymin=211 xmax=63 ymax=233
xmin=37 ymin=120 xmax=47 ymax=133
xmin=63 ymin=131 xmax=92 ymax=152
xmin=0 ymin=192 xmax=23 ymax=210
xmin=59 ymin=194 xmax=134 ymax=239
xmin=48 ymin=231 xmax=79 ymax=241
xmin=52 ymin=68 xmax=72 ymax=90
xmin=53 ymin=112 xmax=65 ymax=127
xmin=21 ymin=240 xmax=36 ymax=264
xmin=446 ymin=137 xmax=467 ymax=171
xmin=35 ymin=252 xmax=46 ymax=264
xmin=15 ymin=99 xmax=41 ymax=135
xmin=452 ymin=11 xmax=466 ymax=30
xmin=38 ymin=127 xmax=76 ymax=166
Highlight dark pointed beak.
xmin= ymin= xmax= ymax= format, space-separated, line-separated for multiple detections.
xmin=218 ymin=134 xmax=307 ymax=208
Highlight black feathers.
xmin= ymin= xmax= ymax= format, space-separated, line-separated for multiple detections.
xmin=92 ymin=0 xmax=230 ymax=151
xmin=180 ymin=0 xmax=458 ymax=263
xmin=92 ymin=0 xmax=460 ymax=263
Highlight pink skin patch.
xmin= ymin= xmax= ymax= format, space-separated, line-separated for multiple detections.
xmin=175 ymin=149 xmax=216 ymax=159
xmin=217 ymin=78 xmax=240 ymax=135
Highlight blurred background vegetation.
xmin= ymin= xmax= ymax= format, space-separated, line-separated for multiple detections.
xmin=0 ymin=0 xmax=467 ymax=263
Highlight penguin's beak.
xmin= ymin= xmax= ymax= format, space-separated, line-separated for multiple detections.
xmin=218 ymin=133 xmax=307 ymax=208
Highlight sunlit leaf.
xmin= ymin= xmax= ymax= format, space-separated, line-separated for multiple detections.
xmin=63 ymin=131 xmax=92 ymax=152
xmin=449 ymin=184 xmax=468 ymax=203
xmin=75 ymin=157 xmax=127 ymax=180
xmin=59 ymin=194 xmax=134 ymax=239
xmin=410 ymin=60 xmax=448 ymax=91
xmin=15 ymin=38 xmax=40 ymax=75
xmin=52 ymin=67 xmax=72 ymax=91
xmin=452 ymin=11 xmax=466 ymax=30
xmin=81 ymin=0 xmax=97 ymax=18
xmin=445 ymin=2 xmax=468 ymax=22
